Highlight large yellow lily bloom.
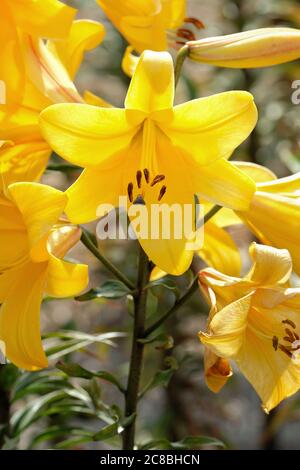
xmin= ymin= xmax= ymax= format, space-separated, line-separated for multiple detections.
xmin=97 ymin=0 xmax=186 ymax=53
xmin=0 ymin=182 xmax=88 ymax=371
xmin=1 ymin=0 xmax=76 ymax=103
xmin=199 ymin=243 xmax=300 ymax=412
xmin=40 ymin=50 xmax=257 ymax=275
xmin=0 ymin=19 xmax=105 ymax=194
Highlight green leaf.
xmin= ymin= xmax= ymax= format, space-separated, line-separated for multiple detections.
xmin=140 ymin=435 xmax=225 ymax=450
xmin=93 ymin=423 xmax=119 ymax=441
xmin=76 ymin=281 xmax=132 ymax=301
xmin=30 ymin=426 xmax=92 ymax=449
xmin=139 ymin=357 xmax=178 ymax=399
xmin=138 ymin=333 xmax=174 ymax=350
xmin=0 ymin=364 xmax=20 ymax=391
xmin=57 ymin=362 xmax=125 ymax=393
xmin=149 ymin=278 xmax=180 ymax=300
xmin=43 ymin=330 xmax=125 ymax=360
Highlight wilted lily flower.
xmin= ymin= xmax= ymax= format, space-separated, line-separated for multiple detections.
xmin=199 ymin=243 xmax=300 ymax=412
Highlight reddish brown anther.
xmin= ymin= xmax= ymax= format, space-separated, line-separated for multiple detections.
xmin=184 ymin=17 xmax=205 ymax=29
xmin=158 ymin=185 xmax=167 ymax=201
xmin=127 ymin=182 xmax=133 ymax=202
xmin=177 ymin=28 xmax=196 ymax=41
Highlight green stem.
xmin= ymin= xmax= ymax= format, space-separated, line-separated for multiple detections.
xmin=203 ymin=204 xmax=222 ymax=225
xmin=144 ymin=277 xmax=199 ymax=338
xmin=122 ymin=247 xmax=151 ymax=450
xmin=174 ymin=45 xmax=189 ymax=87
xmin=80 ymin=229 xmax=135 ymax=290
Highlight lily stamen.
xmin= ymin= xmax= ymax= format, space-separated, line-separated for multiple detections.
xmin=184 ymin=17 xmax=205 ymax=30
xmin=282 ymin=319 xmax=296 ymax=329
xmin=136 ymin=170 xmax=142 ymax=188
xmin=150 ymin=175 xmax=165 ymax=187
xmin=127 ymin=182 xmax=134 ymax=202
xmin=158 ymin=185 xmax=167 ymax=201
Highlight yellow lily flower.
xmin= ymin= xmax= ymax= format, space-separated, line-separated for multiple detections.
xmin=0 ymin=19 xmax=105 ymax=194
xmin=199 ymin=243 xmax=300 ymax=412
xmin=1 ymin=0 xmax=76 ymax=103
xmin=97 ymin=0 xmax=187 ymax=53
xmin=0 ymin=182 xmax=88 ymax=371
xmin=40 ymin=50 xmax=257 ymax=275
xmin=187 ymin=28 xmax=300 ymax=68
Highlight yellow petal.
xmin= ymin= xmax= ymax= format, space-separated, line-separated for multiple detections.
xmin=234 ymin=161 xmax=277 ymax=183
xmin=22 ymin=35 xmax=83 ymax=104
xmin=45 ymin=253 xmax=88 ymax=298
xmin=0 ymin=141 xmax=50 ymax=192
xmin=0 ymin=200 xmax=28 ymax=271
xmin=97 ymin=0 xmax=169 ymax=53
xmin=122 ymin=46 xmax=139 ymax=77
xmin=239 ymin=192 xmax=300 ymax=275
xmin=246 ymin=243 xmax=292 ymax=286
xmin=204 ymin=349 xmax=232 ymax=393
xmin=0 ymin=261 xmax=48 ymax=370
xmin=125 ymin=50 xmax=174 ymax=113
xmin=257 ymin=172 xmax=300 ymax=196
xmin=199 ymin=294 xmax=252 ymax=357
xmin=199 ymin=221 xmax=241 ymax=276
xmin=233 ymin=302 xmax=300 ymax=412
xmin=0 ymin=3 xmax=25 ymax=104
xmin=7 ymin=182 xmax=67 ymax=260
xmin=48 ymin=20 xmax=105 ymax=79
xmin=187 ymin=28 xmax=300 ymax=68
xmin=150 ymin=267 xmax=167 ymax=281
xmin=40 ymin=104 xmax=136 ymax=167
xmin=196 ymin=158 xmax=256 ymax=211
xmin=124 ymin=129 xmax=194 ymax=275
xmin=161 ymin=91 xmax=257 ymax=165
xmin=9 ymin=0 xmax=76 ymax=38
xmin=83 ymin=90 xmax=112 ymax=108
xmin=66 ymin=160 xmax=124 ymax=224
xmin=0 ymin=103 xmax=40 ymax=142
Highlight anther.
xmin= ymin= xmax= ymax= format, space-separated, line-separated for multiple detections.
xmin=158 ymin=185 xmax=167 ymax=201
xmin=184 ymin=17 xmax=205 ymax=29
xmin=282 ymin=319 xmax=296 ymax=329
xmin=151 ymin=175 xmax=165 ymax=187
xmin=133 ymin=194 xmax=146 ymax=205
xmin=285 ymin=328 xmax=295 ymax=340
xmin=283 ymin=336 xmax=294 ymax=343
xmin=136 ymin=170 xmax=142 ymax=188
xmin=294 ymin=332 xmax=299 ymax=340
xmin=278 ymin=344 xmax=293 ymax=358
xmin=127 ymin=182 xmax=133 ymax=203
xmin=272 ymin=336 xmax=279 ymax=351
xmin=177 ymin=28 xmax=196 ymax=41
xmin=143 ymin=168 xmax=150 ymax=184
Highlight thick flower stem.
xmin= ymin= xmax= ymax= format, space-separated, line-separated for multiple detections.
xmin=174 ymin=45 xmax=189 ymax=87
xmin=80 ymin=229 xmax=135 ymax=290
xmin=122 ymin=246 xmax=151 ymax=450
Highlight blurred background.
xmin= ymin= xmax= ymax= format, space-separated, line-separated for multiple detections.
xmin=3 ymin=0 xmax=300 ymax=450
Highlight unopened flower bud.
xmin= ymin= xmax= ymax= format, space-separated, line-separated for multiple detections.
xmin=187 ymin=28 xmax=300 ymax=68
